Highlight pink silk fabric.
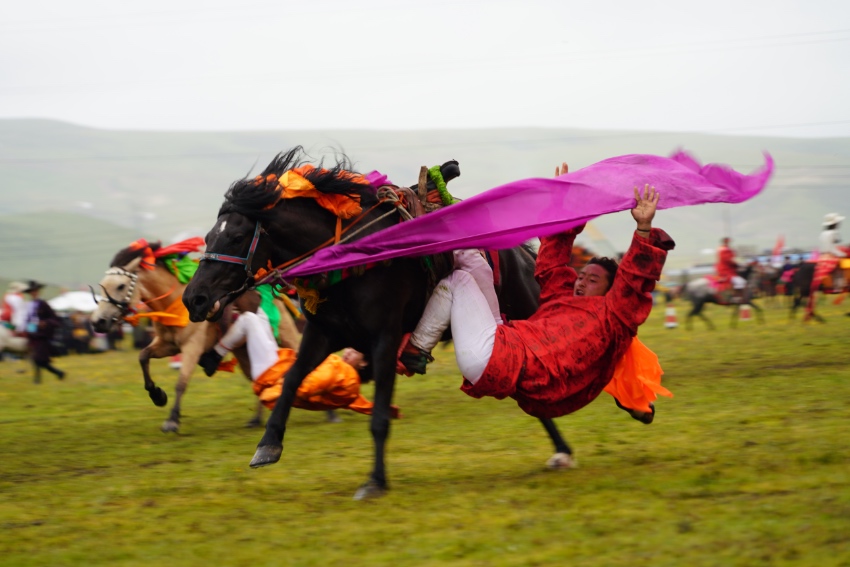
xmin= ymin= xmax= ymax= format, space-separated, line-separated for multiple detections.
xmin=279 ymin=150 xmax=774 ymax=277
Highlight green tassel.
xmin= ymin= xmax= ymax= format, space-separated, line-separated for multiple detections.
xmin=428 ymin=165 xmax=460 ymax=206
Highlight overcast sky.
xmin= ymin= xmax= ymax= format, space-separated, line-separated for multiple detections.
xmin=2 ymin=0 xmax=849 ymax=137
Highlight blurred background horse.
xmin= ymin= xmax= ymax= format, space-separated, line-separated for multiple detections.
xmin=683 ymin=264 xmax=764 ymax=329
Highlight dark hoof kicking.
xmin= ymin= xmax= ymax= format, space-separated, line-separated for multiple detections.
xmin=353 ymin=480 xmax=387 ymax=500
xmin=148 ymin=386 xmax=168 ymax=407
xmin=250 ymin=445 xmax=282 ymax=468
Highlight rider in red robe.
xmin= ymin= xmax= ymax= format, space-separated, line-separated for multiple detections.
xmin=401 ymin=176 xmax=673 ymax=420
xmin=715 ymin=237 xmax=744 ymax=302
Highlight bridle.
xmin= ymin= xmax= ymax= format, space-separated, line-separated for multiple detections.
xmin=90 ymin=266 xmax=140 ymax=323
xmin=199 ymin=220 xmax=264 ymax=301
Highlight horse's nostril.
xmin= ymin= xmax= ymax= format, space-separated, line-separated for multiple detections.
xmin=192 ymin=295 xmax=207 ymax=308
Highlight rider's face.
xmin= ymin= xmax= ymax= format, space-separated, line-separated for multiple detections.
xmin=575 ymin=264 xmax=611 ymax=297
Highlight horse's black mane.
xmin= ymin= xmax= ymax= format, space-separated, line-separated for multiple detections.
xmin=219 ymin=146 xmax=378 ymax=220
xmin=110 ymin=241 xmax=162 ymax=268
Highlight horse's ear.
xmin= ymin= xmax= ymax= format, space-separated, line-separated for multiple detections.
xmin=122 ymin=257 xmax=143 ymax=272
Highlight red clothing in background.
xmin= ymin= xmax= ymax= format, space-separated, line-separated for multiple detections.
xmin=461 ymin=227 xmax=674 ymax=419
xmin=715 ymin=245 xmax=738 ymax=282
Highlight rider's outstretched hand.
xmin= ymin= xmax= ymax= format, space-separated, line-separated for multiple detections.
xmin=555 ymin=162 xmax=568 ymax=177
xmin=631 ymin=184 xmax=659 ymax=231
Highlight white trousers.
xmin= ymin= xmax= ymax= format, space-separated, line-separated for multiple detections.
xmin=409 ymin=250 xmax=502 ymax=383
xmin=215 ymin=311 xmax=277 ymax=380
xmin=731 ymin=275 xmax=746 ymax=290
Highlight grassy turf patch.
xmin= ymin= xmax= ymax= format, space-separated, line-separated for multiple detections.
xmin=1 ymin=300 xmax=849 ymax=566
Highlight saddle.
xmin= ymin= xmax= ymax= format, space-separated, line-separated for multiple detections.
xmin=376 ymin=160 xmax=461 ymax=220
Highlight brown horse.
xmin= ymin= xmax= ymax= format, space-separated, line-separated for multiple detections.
xmin=91 ymin=241 xmax=302 ymax=432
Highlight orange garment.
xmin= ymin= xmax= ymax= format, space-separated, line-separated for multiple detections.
xmin=278 ymin=165 xmax=368 ymax=219
xmin=252 ymin=349 xmax=401 ymax=417
xmin=124 ymin=296 xmax=190 ymax=328
xmin=604 ymin=337 xmax=673 ymax=413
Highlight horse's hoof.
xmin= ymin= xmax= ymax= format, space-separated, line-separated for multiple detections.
xmin=546 ymin=452 xmax=577 ymax=470
xmin=244 ymin=417 xmax=263 ymax=428
xmin=148 ymin=387 xmax=168 ymax=407
xmin=161 ymin=420 xmax=180 ymax=433
xmin=353 ymin=481 xmax=386 ymax=500
xmin=249 ymin=445 xmax=282 ymax=468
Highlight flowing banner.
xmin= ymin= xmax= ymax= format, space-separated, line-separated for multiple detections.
xmin=279 ymin=150 xmax=774 ymax=277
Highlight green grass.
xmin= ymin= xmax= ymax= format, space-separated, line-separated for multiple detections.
xmin=1 ymin=299 xmax=849 ymax=566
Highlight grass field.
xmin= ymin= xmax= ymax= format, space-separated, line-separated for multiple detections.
xmin=1 ymin=299 xmax=849 ymax=566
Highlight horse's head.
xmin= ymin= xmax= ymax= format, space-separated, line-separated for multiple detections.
xmin=91 ymin=256 xmax=145 ymax=333
xmin=184 ymin=146 xmax=379 ymax=323
xmin=184 ymin=211 xmax=271 ymax=322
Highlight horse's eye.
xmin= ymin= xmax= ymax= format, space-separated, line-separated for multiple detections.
xmin=117 ymin=284 xmax=126 ymax=291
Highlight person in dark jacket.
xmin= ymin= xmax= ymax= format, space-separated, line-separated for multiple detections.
xmin=23 ymin=281 xmax=65 ymax=383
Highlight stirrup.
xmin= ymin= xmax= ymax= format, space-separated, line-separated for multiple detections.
xmin=198 ymin=349 xmax=224 ymax=377
xmin=399 ymin=347 xmax=434 ymax=375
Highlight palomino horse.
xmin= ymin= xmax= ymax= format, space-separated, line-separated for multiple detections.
xmin=683 ymin=265 xmax=764 ymax=330
xmin=183 ymin=148 xmax=575 ymax=499
xmin=91 ymin=239 xmax=302 ymax=432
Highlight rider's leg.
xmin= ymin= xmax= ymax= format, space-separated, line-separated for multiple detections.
xmin=406 ymin=269 xmax=501 ymax=383
xmin=452 ymin=250 xmax=502 ymax=323
xmin=203 ymin=312 xmax=278 ymax=379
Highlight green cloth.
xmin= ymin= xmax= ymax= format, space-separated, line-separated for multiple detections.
xmin=428 ymin=165 xmax=460 ymax=206
xmin=257 ymin=284 xmax=280 ymax=340
xmin=163 ymin=255 xmax=199 ymax=284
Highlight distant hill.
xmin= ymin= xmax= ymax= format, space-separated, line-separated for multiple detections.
xmin=1 ymin=119 xmax=848 ymax=286
xmin=0 ymin=211 xmax=147 ymax=289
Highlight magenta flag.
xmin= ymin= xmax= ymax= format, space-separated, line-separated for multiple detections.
xmin=277 ymin=150 xmax=774 ymax=278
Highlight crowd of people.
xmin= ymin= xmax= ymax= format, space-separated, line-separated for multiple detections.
xmin=1 ymin=280 xmax=125 ymax=383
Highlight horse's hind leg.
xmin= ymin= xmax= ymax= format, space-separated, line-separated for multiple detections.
xmin=354 ymin=334 xmax=400 ymax=501
xmin=162 ymin=340 xmax=203 ymax=433
xmin=540 ymin=418 xmax=575 ymax=469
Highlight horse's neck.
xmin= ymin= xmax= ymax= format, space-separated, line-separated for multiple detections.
xmin=137 ymin=268 xmax=184 ymax=312
xmin=270 ymin=200 xmax=395 ymax=265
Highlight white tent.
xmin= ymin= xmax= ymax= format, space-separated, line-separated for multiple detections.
xmin=48 ymin=291 xmax=103 ymax=313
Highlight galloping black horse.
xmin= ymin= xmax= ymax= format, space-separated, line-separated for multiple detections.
xmin=183 ymin=148 xmax=573 ymax=499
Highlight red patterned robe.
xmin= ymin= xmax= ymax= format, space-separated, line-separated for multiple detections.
xmin=460 ymin=227 xmax=674 ymax=418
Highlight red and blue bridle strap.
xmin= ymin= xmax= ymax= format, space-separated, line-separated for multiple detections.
xmin=200 ymin=221 xmax=262 ymax=277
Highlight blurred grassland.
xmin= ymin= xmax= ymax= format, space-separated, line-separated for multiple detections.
xmin=1 ymin=299 xmax=849 ymax=567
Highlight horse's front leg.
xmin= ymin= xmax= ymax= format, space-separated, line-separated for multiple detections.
xmin=540 ymin=418 xmax=575 ymax=469
xmin=139 ymin=337 xmax=177 ymax=408
xmin=354 ymin=333 xmax=401 ymax=500
xmin=250 ymin=327 xmax=332 ymax=467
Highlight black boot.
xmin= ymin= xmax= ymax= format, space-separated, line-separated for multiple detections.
xmin=399 ymin=344 xmax=434 ymax=375
xmin=198 ymin=349 xmax=224 ymax=377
